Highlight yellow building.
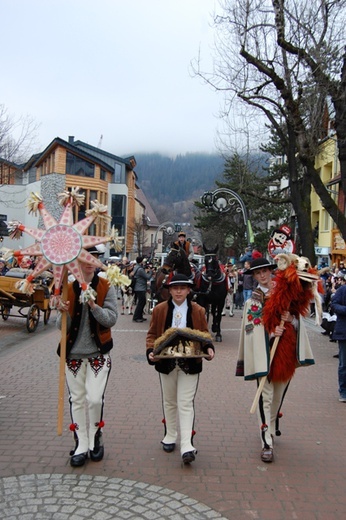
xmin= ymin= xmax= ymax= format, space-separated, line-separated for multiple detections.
xmin=312 ymin=134 xmax=346 ymax=266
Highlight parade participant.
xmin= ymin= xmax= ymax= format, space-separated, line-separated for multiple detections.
xmin=56 ymin=247 xmax=118 ymax=467
xmin=236 ymin=257 xmax=315 ymax=463
xmin=174 ymin=231 xmax=194 ymax=260
xmin=146 ymin=274 xmax=214 ymax=464
xmin=132 ymin=256 xmax=152 ymax=322
xmin=331 ymin=275 xmax=346 ymax=402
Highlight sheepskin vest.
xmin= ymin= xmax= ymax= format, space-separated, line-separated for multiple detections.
xmin=58 ymin=275 xmax=113 ymax=357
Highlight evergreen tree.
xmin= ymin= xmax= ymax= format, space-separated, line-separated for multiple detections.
xmin=195 ymin=152 xmax=290 ymax=260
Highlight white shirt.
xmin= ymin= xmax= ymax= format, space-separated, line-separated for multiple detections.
xmin=171 ymin=300 xmax=188 ymax=328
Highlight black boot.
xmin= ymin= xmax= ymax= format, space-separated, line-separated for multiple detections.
xmin=90 ymin=431 xmax=104 ymax=462
xmin=70 ymin=452 xmax=88 ymax=467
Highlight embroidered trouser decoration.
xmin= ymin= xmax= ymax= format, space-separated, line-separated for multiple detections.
xmin=159 ymin=367 xmax=199 ymax=455
xmin=66 ymin=354 xmax=111 ymax=455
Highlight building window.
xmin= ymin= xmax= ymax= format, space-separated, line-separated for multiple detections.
xmin=111 ymin=194 xmax=126 ymax=236
xmin=28 ymin=166 xmax=36 ymax=183
xmin=113 ymin=162 xmax=125 ymax=183
xmin=100 ymin=168 xmax=106 ymax=181
xmin=322 ymin=209 xmax=330 ymax=232
xmin=66 ymin=151 xmax=95 ymax=178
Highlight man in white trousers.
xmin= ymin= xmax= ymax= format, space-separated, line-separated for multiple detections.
xmin=146 ymin=274 xmax=214 ymax=464
xmin=57 ymin=247 xmax=118 ymax=467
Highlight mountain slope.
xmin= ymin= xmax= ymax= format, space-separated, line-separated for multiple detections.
xmin=134 ymin=152 xmax=225 ymax=205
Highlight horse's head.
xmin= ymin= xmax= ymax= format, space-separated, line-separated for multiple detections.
xmin=160 ymin=244 xmax=182 ymax=270
xmin=203 ymin=244 xmax=220 ymax=280
xmin=162 ymin=243 xmax=191 ymax=276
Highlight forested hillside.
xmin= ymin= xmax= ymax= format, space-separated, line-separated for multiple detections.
xmin=134 ymin=153 xmax=225 ymax=205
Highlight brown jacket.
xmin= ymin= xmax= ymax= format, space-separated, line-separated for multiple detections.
xmin=146 ymin=298 xmax=212 ymax=374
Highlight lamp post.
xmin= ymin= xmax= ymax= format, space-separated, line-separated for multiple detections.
xmin=151 ymin=221 xmax=175 ymax=258
xmin=201 ymin=188 xmax=254 ymax=244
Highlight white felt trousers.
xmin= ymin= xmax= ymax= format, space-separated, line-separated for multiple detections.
xmin=159 ymin=366 xmax=199 ymax=455
xmin=65 ymin=354 xmax=111 ymax=455
xmin=257 ymin=378 xmax=290 ymax=449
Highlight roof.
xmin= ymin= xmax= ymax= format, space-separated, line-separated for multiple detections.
xmin=0 ymin=157 xmax=21 ymax=168
xmin=73 ymin=139 xmax=136 ymax=170
xmin=32 ymin=137 xmax=116 ymax=172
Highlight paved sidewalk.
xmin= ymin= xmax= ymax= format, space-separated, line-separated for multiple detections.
xmin=0 ymin=307 xmax=345 ymax=519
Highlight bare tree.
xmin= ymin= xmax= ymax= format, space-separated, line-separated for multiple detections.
xmin=193 ymin=0 xmax=346 ymax=261
xmin=0 ymin=104 xmax=39 ymax=164
xmin=128 ymin=217 xmax=148 ymax=256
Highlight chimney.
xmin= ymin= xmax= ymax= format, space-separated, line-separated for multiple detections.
xmin=68 ymin=136 xmax=75 ymax=144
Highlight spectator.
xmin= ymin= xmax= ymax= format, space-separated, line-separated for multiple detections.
xmin=132 ymin=256 xmax=152 ymax=322
xmin=251 ymin=246 xmax=262 ymax=260
xmin=331 ymin=275 xmax=346 ymax=402
xmin=0 ymin=258 xmax=8 ymax=275
xmin=239 ymin=247 xmax=252 ymax=265
xmin=242 ymin=260 xmax=258 ymax=302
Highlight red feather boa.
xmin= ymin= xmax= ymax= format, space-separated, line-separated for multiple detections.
xmin=262 ymin=264 xmax=315 ymax=382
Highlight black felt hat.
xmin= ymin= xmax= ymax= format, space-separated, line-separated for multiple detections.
xmin=164 ymin=274 xmax=194 ymax=287
xmin=249 ymin=258 xmax=277 ymax=272
xmin=86 ymin=246 xmax=104 ymax=256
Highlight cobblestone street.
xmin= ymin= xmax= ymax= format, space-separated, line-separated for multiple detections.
xmin=0 ymin=307 xmax=345 ymax=519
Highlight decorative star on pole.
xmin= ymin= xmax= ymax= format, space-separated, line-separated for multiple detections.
xmin=5 ymin=187 xmax=125 ymax=305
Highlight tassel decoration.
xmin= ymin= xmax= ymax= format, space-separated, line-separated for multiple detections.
xmin=79 ymin=285 xmax=97 ymax=304
xmin=85 ymin=200 xmax=111 ymax=225
xmin=27 ymin=192 xmax=43 ymax=215
xmin=15 ymin=279 xmax=35 ymax=295
xmin=105 ymin=264 xmax=131 ymax=287
xmin=109 ymin=226 xmax=124 ymax=252
xmin=50 ymin=294 xmax=63 ymax=310
xmin=58 ymin=187 xmax=85 ymax=207
xmin=6 ymin=221 xmax=24 ymax=240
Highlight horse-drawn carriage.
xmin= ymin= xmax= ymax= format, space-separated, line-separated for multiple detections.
xmin=0 ymin=270 xmax=54 ymax=332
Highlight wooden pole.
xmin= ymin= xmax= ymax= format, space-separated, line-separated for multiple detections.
xmin=57 ymin=271 xmax=68 ymax=435
xmin=250 ymin=319 xmax=284 ymax=414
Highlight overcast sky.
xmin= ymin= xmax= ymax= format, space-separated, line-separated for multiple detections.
xmin=1 ymin=0 xmax=224 ymax=158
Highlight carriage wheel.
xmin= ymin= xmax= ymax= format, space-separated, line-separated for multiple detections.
xmin=27 ymin=304 xmax=40 ymax=332
xmin=44 ymin=306 xmax=51 ymax=325
xmin=1 ymin=305 xmax=10 ymax=320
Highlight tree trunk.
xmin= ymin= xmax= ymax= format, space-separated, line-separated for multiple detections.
xmin=286 ymin=131 xmax=316 ymax=264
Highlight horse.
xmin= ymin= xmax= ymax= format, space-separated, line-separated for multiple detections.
xmin=154 ymin=243 xmax=195 ymax=303
xmin=195 ymin=245 xmax=228 ymax=342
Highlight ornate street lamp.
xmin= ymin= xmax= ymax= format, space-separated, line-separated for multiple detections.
xmin=201 ymin=188 xmax=254 ymax=244
xmin=151 ymin=221 xmax=175 ymax=258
